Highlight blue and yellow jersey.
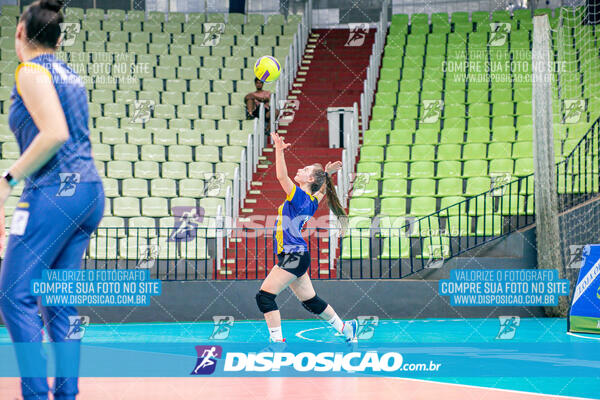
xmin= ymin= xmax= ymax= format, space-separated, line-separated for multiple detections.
xmin=8 ymin=53 xmax=100 ymax=189
xmin=275 ymin=185 xmax=319 ymax=254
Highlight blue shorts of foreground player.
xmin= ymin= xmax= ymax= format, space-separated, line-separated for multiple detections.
xmin=0 ymin=182 xmax=104 ymax=400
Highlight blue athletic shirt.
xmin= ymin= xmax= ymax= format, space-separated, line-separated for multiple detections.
xmin=8 ymin=53 xmax=101 ymax=190
xmin=275 ymin=185 xmax=319 ymax=254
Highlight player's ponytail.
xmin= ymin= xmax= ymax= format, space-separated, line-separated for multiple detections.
xmin=20 ymin=0 xmax=64 ymax=48
xmin=311 ymin=166 xmax=348 ymax=234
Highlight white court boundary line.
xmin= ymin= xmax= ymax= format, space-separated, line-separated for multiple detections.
xmin=566 ymin=332 xmax=600 ymax=341
xmin=388 ymin=376 xmax=595 ymax=400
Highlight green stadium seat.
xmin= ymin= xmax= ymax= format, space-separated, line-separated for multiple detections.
xmin=379 ymin=236 xmax=410 ymax=259
xmin=106 ymin=161 xmax=132 ymax=179
xmin=409 ymin=161 xmax=435 ymax=178
xmin=383 ymin=162 xmax=409 ymax=179
xmin=498 ymin=195 xmax=526 ymax=215
xmin=379 ymin=215 xmax=411 ymax=237
xmin=514 ymin=157 xmax=534 ymax=176
xmin=467 ymin=194 xmax=495 ymax=216
xmin=410 ymin=217 xmax=440 ymax=237
xmin=492 ymin=126 xmax=516 ymax=142
xmin=352 ymin=178 xmax=378 ymax=198
xmin=122 ymin=178 xmax=149 ymax=198
xmin=113 ymin=197 xmax=140 ymax=217
xmin=440 ymin=196 xmax=467 ymax=215
xmin=446 ymin=215 xmax=470 ymax=236
xmin=413 ymin=129 xmax=438 ymax=144
xmin=150 ymin=179 xmax=177 ymax=198
xmin=199 ymin=197 xmax=225 ymax=217
xmin=380 ymin=197 xmax=407 ymax=216
xmin=349 ymin=198 xmax=375 ymax=217
xmin=389 ymin=131 xmax=413 ymax=145
xmin=489 ymin=158 xmax=514 ymax=174
xmin=475 ymin=215 xmax=503 ymax=236
xmin=142 ymin=197 xmax=169 ymax=217
xmin=161 ymin=162 xmax=187 ymax=179
xmin=411 ymin=145 xmax=436 ymax=161
xmin=123 ymin=21 xmax=142 ymax=32
xmin=465 ymin=176 xmax=491 ymax=196
xmin=435 ymin=144 xmax=460 ymax=161
xmin=222 ymin=146 xmax=244 ymax=162
xmin=180 ymin=179 xmax=205 ymax=197
xmin=419 ymin=237 xmax=450 ymax=259
xmin=436 ymin=161 xmax=462 ymax=178
xmin=128 ymin=216 xmax=158 ymax=238
xmin=102 ymin=178 xmax=119 ymax=197
xmin=341 ymin=237 xmax=370 ymax=259
xmin=97 ymin=216 xmax=126 ymax=237
xmin=89 ymin=237 xmax=118 ymax=259
xmin=466 ymin=127 xmax=490 ymax=143
xmin=462 ymin=143 xmax=486 ymax=160
xmin=437 ymin=178 xmax=463 ymax=196
xmin=440 ymin=128 xmax=464 ymax=144
xmin=409 ymin=179 xmax=436 ymax=196
xmin=409 ymin=197 xmax=437 ymax=216
xmin=113 ymin=144 xmax=138 ymax=162
xmin=462 ymin=160 xmax=488 ymax=177
xmin=381 ymin=179 xmax=408 ymax=197
xmin=195 ymin=146 xmax=220 ymax=163
xmin=133 ymin=161 xmax=159 ymax=179
xmin=360 ymin=146 xmax=384 ymax=162
xmin=141 ymin=145 xmax=166 ymax=162
xmin=166 ymin=145 xmax=192 ymax=162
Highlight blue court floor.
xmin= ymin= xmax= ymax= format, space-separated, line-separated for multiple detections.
xmin=1 ymin=318 xmax=598 ymax=399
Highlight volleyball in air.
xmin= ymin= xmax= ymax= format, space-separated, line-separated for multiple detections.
xmin=253 ymin=56 xmax=281 ymax=83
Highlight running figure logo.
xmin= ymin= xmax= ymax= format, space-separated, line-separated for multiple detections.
xmin=425 ymin=244 xmax=448 ymax=269
xmin=191 ymin=345 xmax=222 ymax=375
xmin=202 ymin=23 xmax=225 ymax=46
xmin=209 ymin=316 xmax=235 ymax=340
xmin=169 ymin=206 xmax=204 ymax=242
xmin=345 ymin=23 xmax=369 ymax=47
xmin=566 ymin=245 xmax=585 ymax=269
xmin=490 ymin=172 xmax=512 ymax=196
xmin=351 ymin=173 xmax=371 ymax=197
xmin=277 ymin=100 xmax=300 ymax=125
xmin=204 ymin=173 xmax=226 ymax=197
xmin=421 ymin=100 xmax=443 ymax=123
xmin=489 ymin=23 xmax=511 ymax=46
xmin=496 ymin=316 xmax=520 ymax=339
xmin=65 ymin=316 xmax=89 ymax=340
xmin=356 ymin=316 xmax=379 ymax=340
xmin=57 ymin=173 xmax=80 ymax=197
xmin=137 ymin=244 xmax=159 ymax=269
xmin=58 ymin=23 xmax=80 ymax=47
xmin=563 ymin=100 xmax=585 ymax=124
xmin=130 ymin=100 xmax=155 ymax=123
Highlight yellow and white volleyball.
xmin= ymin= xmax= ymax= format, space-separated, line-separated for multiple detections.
xmin=253 ymin=56 xmax=281 ymax=83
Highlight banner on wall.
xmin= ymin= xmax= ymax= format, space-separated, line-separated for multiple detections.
xmin=568 ymin=244 xmax=600 ymax=334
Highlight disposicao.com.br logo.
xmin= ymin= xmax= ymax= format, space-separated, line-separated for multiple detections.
xmin=223 ymin=351 xmax=441 ymax=373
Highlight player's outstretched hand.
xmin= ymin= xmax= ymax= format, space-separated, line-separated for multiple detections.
xmin=325 ymin=161 xmax=342 ymax=176
xmin=271 ymin=132 xmax=291 ymax=151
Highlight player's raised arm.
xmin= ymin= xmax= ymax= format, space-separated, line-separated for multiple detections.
xmin=270 ymin=132 xmax=294 ymax=196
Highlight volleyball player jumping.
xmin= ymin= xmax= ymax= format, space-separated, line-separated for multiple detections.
xmin=0 ymin=1 xmax=104 ymax=399
xmin=255 ymin=132 xmax=358 ymax=343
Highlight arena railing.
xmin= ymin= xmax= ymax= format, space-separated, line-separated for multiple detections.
xmin=82 ymin=117 xmax=599 ymax=280
xmin=359 ymin=0 xmax=388 ymax=137
xmin=556 ymin=117 xmax=600 ymax=211
xmin=270 ymin=0 xmax=312 ymax=135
